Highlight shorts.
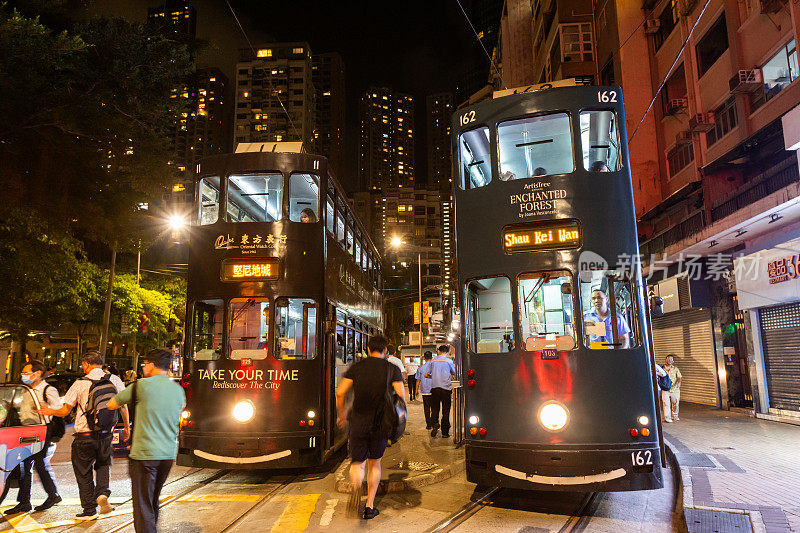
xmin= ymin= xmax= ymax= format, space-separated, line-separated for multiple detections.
xmin=348 ymin=424 xmax=388 ymax=462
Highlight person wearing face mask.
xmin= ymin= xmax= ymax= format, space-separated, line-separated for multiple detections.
xmin=6 ymin=360 xmax=63 ymax=514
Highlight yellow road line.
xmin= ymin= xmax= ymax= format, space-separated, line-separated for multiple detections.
xmin=5 ymin=513 xmax=45 ymax=533
xmin=177 ymin=494 xmax=263 ymax=503
xmin=270 ymin=494 xmax=321 ymax=533
xmin=14 ymin=508 xmax=132 ymax=532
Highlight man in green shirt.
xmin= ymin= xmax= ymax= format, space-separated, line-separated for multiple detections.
xmin=108 ymin=349 xmax=185 ymax=533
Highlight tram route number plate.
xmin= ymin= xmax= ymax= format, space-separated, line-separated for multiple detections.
xmin=631 ymin=450 xmax=653 ymax=466
xmin=541 ymin=348 xmax=559 ymax=359
xmin=502 ymin=219 xmax=581 ymax=253
xmin=221 ymin=258 xmax=281 ymax=281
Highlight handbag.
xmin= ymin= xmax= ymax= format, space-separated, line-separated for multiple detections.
xmin=657 ymin=373 xmax=673 ymax=392
xmin=378 ymin=361 xmax=407 ymax=442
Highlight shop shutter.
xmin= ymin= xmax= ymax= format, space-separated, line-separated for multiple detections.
xmin=652 ymin=309 xmax=718 ymax=406
xmin=759 ymin=303 xmax=800 ymax=411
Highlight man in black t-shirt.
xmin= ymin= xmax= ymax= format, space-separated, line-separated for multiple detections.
xmin=336 ymin=335 xmax=404 ymax=520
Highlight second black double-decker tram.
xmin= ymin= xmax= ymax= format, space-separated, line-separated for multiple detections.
xmin=177 ymin=145 xmax=383 ymax=468
xmin=453 ymin=83 xmax=663 ymax=491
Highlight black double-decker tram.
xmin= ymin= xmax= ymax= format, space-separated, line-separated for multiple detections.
xmin=177 ymin=145 xmax=383 ymax=469
xmin=453 ymin=83 xmax=663 ymax=491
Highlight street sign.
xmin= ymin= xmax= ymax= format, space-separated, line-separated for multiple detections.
xmin=423 ymin=301 xmax=430 ymax=323
xmin=414 ymin=302 xmax=421 ymax=324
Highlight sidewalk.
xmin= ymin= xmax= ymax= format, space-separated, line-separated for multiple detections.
xmin=334 ymin=392 xmax=465 ymax=494
xmin=663 ymin=403 xmax=800 ymax=533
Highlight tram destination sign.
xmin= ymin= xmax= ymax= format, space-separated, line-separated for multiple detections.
xmin=503 ymin=219 xmax=581 ymax=253
xmin=221 ymin=258 xmax=281 ymax=281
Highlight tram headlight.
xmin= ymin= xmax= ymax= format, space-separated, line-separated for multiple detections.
xmin=538 ymin=401 xmax=569 ymax=432
xmin=180 ymin=410 xmax=190 ymax=420
xmin=307 ymin=410 xmax=316 ymax=419
xmin=638 ymin=416 xmax=649 ymax=426
xmin=233 ymin=400 xmax=255 ymax=423
xmin=468 ymin=415 xmax=479 ymax=425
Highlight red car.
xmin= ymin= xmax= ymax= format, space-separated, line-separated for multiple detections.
xmin=0 ymin=384 xmax=47 ymax=498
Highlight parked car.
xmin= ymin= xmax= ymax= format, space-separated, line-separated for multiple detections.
xmin=0 ymin=384 xmax=47 ymax=504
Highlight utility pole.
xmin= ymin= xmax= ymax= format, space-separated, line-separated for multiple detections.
xmin=131 ymin=241 xmax=141 ymax=371
xmin=99 ymin=249 xmax=117 ymax=360
xmin=418 ymin=251 xmax=423 ymax=360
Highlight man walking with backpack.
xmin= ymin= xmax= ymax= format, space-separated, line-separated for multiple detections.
xmin=335 ymin=336 xmax=405 ymax=520
xmin=108 ymin=349 xmax=185 ymax=533
xmin=39 ymin=350 xmax=129 ymax=520
xmin=5 ymin=360 xmax=64 ymax=514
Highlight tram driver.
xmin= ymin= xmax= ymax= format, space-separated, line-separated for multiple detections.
xmin=583 ymin=289 xmax=630 ymax=349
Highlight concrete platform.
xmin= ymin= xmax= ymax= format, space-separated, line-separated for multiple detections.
xmin=334 ymin=394 xmax=465 ymax=494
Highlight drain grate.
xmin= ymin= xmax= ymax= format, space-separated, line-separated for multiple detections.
xmin=685 ymin=509 xmax=752 ymax=533
xmin=387 ymin=460 xmax=438 ymax=472
xmin=675 ymin=453 xmax=716 ymax=468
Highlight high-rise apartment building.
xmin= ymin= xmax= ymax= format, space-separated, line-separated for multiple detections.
xmin=312 ymin=52 xmax=346 ymax=174
xmin=233 ymin=43 xmax=316 ymax=149
xmin=358 ymin=87 xmax=415 ymax=191
xmin=147 ymin=0 xmax=197 ymax=37
xmin=458 ymin=0 xmax=504 ymax=103
xmin=426 ymin=93 xmax=453 ymax=193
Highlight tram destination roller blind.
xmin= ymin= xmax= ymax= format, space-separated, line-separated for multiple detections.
xmin=652 ymin=309 xmax=718 ymax=406
xmin=759 ymin=303 xmax=800 ymax=411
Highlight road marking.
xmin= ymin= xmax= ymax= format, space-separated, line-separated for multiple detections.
xmin=318 ymin=498 xmax=338 ymax=526
xmin=13 ymin=508 xmax=132 ymax=532
xmin=271 ymin=494 xmax=321 ymax=532
xmin=177 ymin=494 xmax=263 ymax=503
xmin=5 ymin=513 xmax=45 ymax=533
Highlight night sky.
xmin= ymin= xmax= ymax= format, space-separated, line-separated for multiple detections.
xmin=92 ymin=0 xmax=485 ymax=190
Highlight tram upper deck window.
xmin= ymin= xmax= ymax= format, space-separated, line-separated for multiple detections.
xmin=275 ymin=298 xmax=318 ymax=359
xmin=459 ymin=127 xmax=492 ymax=189
xmin=326 ymin=193 xmax=335 ymax=235
xmin=466 ymin=276 xmax=515 ymax=354
xmin=580 ymin=110 xmax=622 ymax=172
xmin=227 ymin=173 xmax=283 ymax=222
xmin=198 ymin=177 xmax=220 ymax=225
xmin=289 ymin=173 xmax=320 ymax=222
xmin=580 ymin=270 xmax=637 ymax=349
xmin=498 ymin=113 xmax=573 ymax=180
xmin=228 ymin=298 xmax=270 ymax=360
xmin=192 ymin=299 xmax=223 ymax=360
xmin=519 ymin=271 xmax=575 ymax=352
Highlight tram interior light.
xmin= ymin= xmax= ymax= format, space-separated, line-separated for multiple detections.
xmin=638 ymin=415 xmax=649 ymax=426
xmin=232 ymin=400 xmax=255 ymax=423
xmin=538 ymin=402 xmax=569 ymax=431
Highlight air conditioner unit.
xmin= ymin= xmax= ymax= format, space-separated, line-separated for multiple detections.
xmin=761 ymin=0 xmax=786 ymax=14
xmin=689 ymin=113 xmax=716 ymax=133
xmin=667 ymin=98 xmax=688 ymax=114
xmin=679 ymin=0 xmax=697 ymax=15
xmin=729 ymin=69 xmax=763 ymax=93
xmin=676 ymin=131 xmax=693 ymax=145
xmin=644 ymin=19 xmax=661 ymax=34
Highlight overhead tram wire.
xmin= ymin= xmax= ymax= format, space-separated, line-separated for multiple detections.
xmin=454 ymin=0 xmax=507 ymax=90
xmin=224 ymin=0 xmax=302 ymax=142
xmin=628 ymin=0 xmax=713 ymax=144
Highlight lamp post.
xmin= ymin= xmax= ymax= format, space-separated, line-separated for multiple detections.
xmin=390 ymin=236 xmax=425 ymax=360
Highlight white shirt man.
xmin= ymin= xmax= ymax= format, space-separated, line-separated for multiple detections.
xmin=64 ymin=368 xmax=126 ymax=434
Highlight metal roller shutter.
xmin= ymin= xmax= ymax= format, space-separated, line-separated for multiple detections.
xmin=759 ymin=303 xmax=800 ymax=411
xmin=652 ymin=308 xmax=718 ymax=406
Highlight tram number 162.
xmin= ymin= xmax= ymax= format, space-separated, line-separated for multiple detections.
xmin=631 ymin=450 xmax=653 ymax=466
xmin=459 ymin=110 xmax=476 ymax=125
xmin=597 ymin=90 xmax=618 ymax=103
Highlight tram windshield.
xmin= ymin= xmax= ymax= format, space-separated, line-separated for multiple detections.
xmin=192 ymin=299 xmax=223 ymax=360
xmin=466 ymin=276 xmax=514 ymax=353
xmin=518 ymin=271 xmax=575 ymax=351
xmin=229 ymin=298 xmax=270 ymax=360
xmin=580 ymin=270 xmax=636 ymax=349
xmin=289 ymin=173 xmax=320 ymax=222
xmin=498 ymin=113 xmax=573 ymax=180
xmin=198 ymin=176 xmax=220 ymax=225
xmin=580 ymin=110 xmax=622 ymax=172
xmin=459 ymin=127 xmax=492 ymax=189
xmin=275 ymin=298 xmax=318 ymax=359
xmin=227 ymin=173 xmax=283 ymax=222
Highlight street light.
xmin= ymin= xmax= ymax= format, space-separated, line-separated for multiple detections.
xmin=168 ymin=214 xmax=187 ymax=230
xmin=390 ymin=238 xmax=425 ymax=361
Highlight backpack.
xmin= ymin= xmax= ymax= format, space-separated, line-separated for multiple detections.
xmin=42 ymin=384 xmax=66 ymax=443
xmin=377 ymin=361 xmax=407 ymax=442
xmin=657 ymin=373 xmax=673 ymax=392
xmin=82 ymin=374 xmax=119 ymax=435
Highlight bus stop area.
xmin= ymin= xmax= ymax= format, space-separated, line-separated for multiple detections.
xmin=334 ymin=390 xmax=465 ymax=494
xmin=663 ymin=403 xmax=800 ymax=533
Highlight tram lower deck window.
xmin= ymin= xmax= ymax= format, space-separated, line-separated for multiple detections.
xmin=228 ymin=298 xmax=270 ymax=360
xmin=192 ymin=299 xmax=223 ymax=360
xmin=580 ymin=270 xmax=637 ymax=349
xmin=466 ymin=276 xmax=514 ymax=354
xmin=518 ymin=271 xmax=575 ymax=351
xmin=275 ymin=298 xmax=318 ymax=359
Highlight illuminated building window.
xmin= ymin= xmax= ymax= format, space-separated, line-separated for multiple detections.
xmin=257 ymin=49 xmax=273 ymax=58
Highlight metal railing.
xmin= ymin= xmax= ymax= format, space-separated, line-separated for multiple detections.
xmin=452 ymin=382 xmax=465 ymax=446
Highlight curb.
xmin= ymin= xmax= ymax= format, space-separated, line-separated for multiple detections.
xmin=334 ymin=455 xmax=465 ymax=494
xmin=664 ymin=439 xmax=766 ymax=533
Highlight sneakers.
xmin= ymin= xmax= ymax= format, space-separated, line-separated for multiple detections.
xmin=674 ymin=416 xmax=680 ymax=421
xmin=97 ymin=494 xmax=114 ymax=514
xmin=75 ymin=510 xmax=98 ymax=520
xmin=363 ymin=506 xmax=380 ymax=520
xmin=664 ymin=419 xmax=674 ymax=423
xmin=34 ymin=494 xmax=62 ymax=512
xmin=4 ymin=503 xmax=32 ymax=515
xmin=430 ymin=423 xmax=440 ymax=437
